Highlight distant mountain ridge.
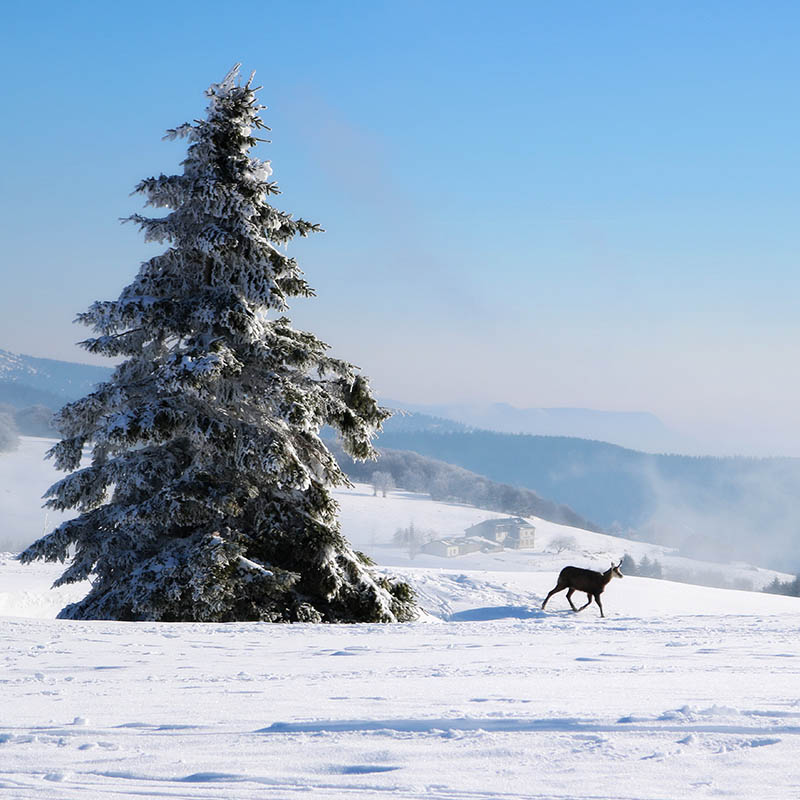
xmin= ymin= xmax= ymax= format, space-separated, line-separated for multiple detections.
xmin=1 ymin=350 xmax=679 ymax=450
xmin=0 ymin=350 xmax=112 ymax=409
xmin=385 ymin=399 xmax=691 ymax=454
xmin=381 ymin=409 xmax=470 ymax=435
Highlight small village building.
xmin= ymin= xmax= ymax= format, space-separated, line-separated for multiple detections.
xmin=452 ymin=537 xmax=483 ymax=555
xmin=421 ymin=538 xmax=461 ymax=558
xmin=465 ymin=517 xmax=536 ymax=549
xmin=506 ymin=525 xmax=536 ymax=549
xmin=420 ymin=518 xmax=536 ymax=558
xmin=471 ymin=536 xmax=504 ymax=553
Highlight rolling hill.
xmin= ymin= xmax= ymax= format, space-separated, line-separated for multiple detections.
xmin=2 ymin=451 xmax=800 ymax=799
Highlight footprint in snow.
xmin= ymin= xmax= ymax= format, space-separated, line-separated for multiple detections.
xmin=335 ymin=765 xmax=401 ymax=774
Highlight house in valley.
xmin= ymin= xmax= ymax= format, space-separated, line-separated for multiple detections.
xmin=464 ymin=517 xmax=536 ymax=549
xmin=420 ymin=517 xmax=536 ymax=558
xmin=420 ymin=538 xmax=462 ymax=558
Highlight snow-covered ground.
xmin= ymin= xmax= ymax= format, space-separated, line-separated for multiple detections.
xmin=336 ymin=485 xmax=789 ymax=592
xmin=2 ymin=566 xmax=800 ymax=799
xmin=2 ymin=438 xmax=800 ymax=798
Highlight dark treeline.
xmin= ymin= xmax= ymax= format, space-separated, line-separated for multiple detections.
xmin=376 ymin=428 xmax=771 ymax=527
xmin=0 ymin=407 xmax=16 ymax=452
xmin=326 ymin=439 xmax=601 ymax=532
xmin=620 ymin=553 xmax=663 ymax=578
xmin=763 ymin=575 xmax=800 ymax=597
xmin=621 ymin=552 xmax=759 ymax=592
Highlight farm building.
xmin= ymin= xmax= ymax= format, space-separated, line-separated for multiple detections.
xmin=464 ymin=517 xmax=536 ymax=549
xmin=420 ymin=518 xmax=535 ymax=558
xmin=420 ymin=538 xmax=462 ymax=558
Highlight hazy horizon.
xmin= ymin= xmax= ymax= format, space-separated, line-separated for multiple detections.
xmin=0 ymin=342 xmax=793 ymax=459
xmin=4 ymin=2 xmax=800 ymax=458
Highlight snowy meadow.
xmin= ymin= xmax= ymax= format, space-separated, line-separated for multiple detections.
xmin=2 ymin=439 xmax=800 ymax=798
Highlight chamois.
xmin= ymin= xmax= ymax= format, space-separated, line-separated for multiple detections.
xmin=541 ymin=562 xmax=623 ymax=618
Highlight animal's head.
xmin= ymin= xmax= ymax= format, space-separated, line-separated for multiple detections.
xmin=610 ymin=561 xmax=623 ymax=579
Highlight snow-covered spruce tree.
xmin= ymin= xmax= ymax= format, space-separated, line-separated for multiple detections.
xmin=20 ymin=66 xmax=417 ymax=623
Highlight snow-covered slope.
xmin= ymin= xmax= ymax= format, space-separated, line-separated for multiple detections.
xmin=337 ymin=485 xmax=788 ymax=592
xmin=2 ymin=437 xmax=790 ymax=606
xmin=2 ymin=438 xmax=800 ymax=798
xmin=0 ymin=436 xmax=791 ymax=614
xmin=2 ymin=564 xmax=800 ymax=799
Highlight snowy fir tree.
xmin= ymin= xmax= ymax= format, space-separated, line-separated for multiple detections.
xmin=20 ymin=66 xmax=418 ymax=623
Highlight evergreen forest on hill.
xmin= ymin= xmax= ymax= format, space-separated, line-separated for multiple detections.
xmin=375 ymin=428 xmax=800 ymax=571
xmin=327 ymin=439 xmax=600 ymax=533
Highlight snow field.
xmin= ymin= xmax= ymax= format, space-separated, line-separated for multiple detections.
xmin=2 ymin=602 xmax=800 ymax=799
xmin=3 ymin=437 xmax=800 ymax=797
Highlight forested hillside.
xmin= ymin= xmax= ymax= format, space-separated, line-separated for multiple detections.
xmin=375 ymin=429 xmax=800 ymax=571
xmin=327 ymin=439 xmax=600 ymax=532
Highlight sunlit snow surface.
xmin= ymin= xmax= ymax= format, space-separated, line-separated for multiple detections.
xmin=2 ymin=439 xmax=800 ymax=798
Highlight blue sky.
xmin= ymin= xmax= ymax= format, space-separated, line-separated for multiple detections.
xmin=3 ymin=1 xmax=800 ymax=454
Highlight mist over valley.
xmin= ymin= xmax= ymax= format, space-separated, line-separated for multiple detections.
xmin=4 ymin=349 xmax=800 ymax=575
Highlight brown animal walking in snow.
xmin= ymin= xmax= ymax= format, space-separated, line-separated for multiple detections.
xmin=541 ymin=562 xmax=623 ymax=618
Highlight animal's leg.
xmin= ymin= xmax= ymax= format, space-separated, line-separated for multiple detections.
xmin=577 ymin=592 xmax=592 ymax=611
xmin=566 ymin=587 xmax=579 ymax=611
xmin=541 ymin=583 xmax=565 ymax=610
xmin=594 ymin=594 xmax=605 ymax=618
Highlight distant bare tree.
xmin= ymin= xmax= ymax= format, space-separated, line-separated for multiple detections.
xmin=372 ymin=471 xmax=395 ymax=497
xmin=550 ymin=534 xmax=577 ymax=553
xmin=392 ymin=522 xmax=433 ymax=559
